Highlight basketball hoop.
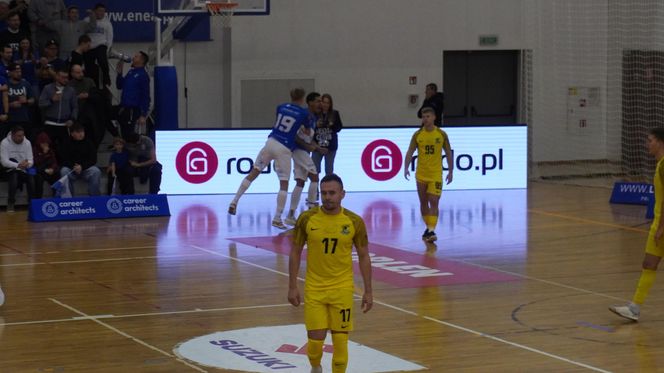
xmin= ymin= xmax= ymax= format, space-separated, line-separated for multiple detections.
xmin=206 ymin=1 xmax=238 ymax=28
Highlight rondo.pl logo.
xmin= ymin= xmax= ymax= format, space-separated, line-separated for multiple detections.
xmin=176 ymin=141 xmax=219 ymax=184
xmin=361 ymin=139 xmax=403 ymax=181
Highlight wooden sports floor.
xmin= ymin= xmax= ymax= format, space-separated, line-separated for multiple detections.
xmin=0 ymin=182 xmax=662 ymax=372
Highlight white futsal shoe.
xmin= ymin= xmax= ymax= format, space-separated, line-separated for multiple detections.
xmin=609 ymin=303 xmax=640 ymax=322
xmin=284 ymin=214 xmax=297 ymax=226
xmin=310 ymin=366 xmax=322 ymax=373
xmin=272 ymin=219 xmax=288 ymax=230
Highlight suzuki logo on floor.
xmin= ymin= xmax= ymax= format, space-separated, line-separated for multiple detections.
xmin=157 ymin=125 xmax=527 ymax=194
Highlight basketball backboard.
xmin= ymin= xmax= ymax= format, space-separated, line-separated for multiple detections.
xmin=156 ymin=0 xmax=269 ymax=15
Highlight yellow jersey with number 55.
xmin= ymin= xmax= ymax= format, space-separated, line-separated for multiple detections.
xmin=293 ymin=207 xmax=369 ymax=292
xmin=411 ymin=127 xmax=449 ymax=181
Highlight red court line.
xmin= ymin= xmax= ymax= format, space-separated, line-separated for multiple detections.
xmin=229 ymin=236 xmax=520 ymax=288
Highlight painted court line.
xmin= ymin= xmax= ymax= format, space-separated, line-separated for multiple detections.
xmin=0 ymin=254 xmax=204 ymax=267
xmin=191 ymin=242 xmax=611 ymax=373
xmin=49 ymin=298 xmax=207 ymax=373
xmin=529 ymin=208 xmax=648 ymax=234
xmin=0 ymin=303 xmax=294 ymax=327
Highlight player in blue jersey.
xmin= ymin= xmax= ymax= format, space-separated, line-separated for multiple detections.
xmin=285 ymin=92 xmax=326 ymax=226
xmin=228 ymin=88 xmax=310 ymax=229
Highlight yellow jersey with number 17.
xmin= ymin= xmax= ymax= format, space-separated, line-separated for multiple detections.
xmin=293 ymin=207 xmax=369 ymax=292
xmin=411 ymin=127 xmax=449 ymax=181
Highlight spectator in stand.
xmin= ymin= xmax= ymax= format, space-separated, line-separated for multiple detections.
xmin=0 ymin=1 xmax=9 ymax=30
xmin=0 ymin=13 xmax=26 ymax=53
xmin=15 ymin=37 xmax=37 ymax=94
xmin=0 ymin=44 xmax=12 ymax=78
xmin=38 ymin=66 xmax=76 ymax=147
xmin=6 ymin=63 xmax=33 ymax=138
xmin=115 ymin=51 xmax=150 ymax=140
xmin=58 ymin=123 xmax=100 ymax=196
xmin=68 ymin=63 xmax=103 ymax=149
xmin=0 ymin=124 xmax=33 ymax=212
xmin=0 ymin=66 xmax=8 ymax=138
xmin=106 ymin=136 xmax=132 ymax=195
xmin=36 ymin=38 xmax=65 ymax=91
xmin=312 ymin=93 xmax=343 ymax=176
xmin=69 ymin=33 xmax=90 ymax=68
xmin=48 ymin=5 xmax=93 ymax=61
xmin=27 ymin=0 xmax=65 ymax=52
xmin=83 ymin=3 xmax=111 ymax=88
xmin=125 ymin=132 xmax=161 ymax=194
xmin=9 ymin=0 xmax=30 ymax=39
xmin=417 ymin=83 xmax=445 ymax=127
xmin=32 ymin=130 xmax=57 ymax=198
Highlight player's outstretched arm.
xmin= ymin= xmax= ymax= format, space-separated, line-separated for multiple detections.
xmin=288 ymin=243 xmax=304 ymax=307
xmin=356 ymin=244 xmax=373 ymax=313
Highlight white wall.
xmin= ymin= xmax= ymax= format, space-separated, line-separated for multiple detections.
xmin=113 ymin=0 xmax=664 ymax=163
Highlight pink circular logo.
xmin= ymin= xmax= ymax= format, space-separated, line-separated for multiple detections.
xmin=175 ymin=142 xmax=219 ymax=184
xmin=361 ymin=139 xmax=403 ymax=181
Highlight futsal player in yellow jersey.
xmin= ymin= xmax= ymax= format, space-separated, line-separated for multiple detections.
xmin=610 ymin=128 xmax=664 ymax=322
xmin=404 ymin=107 xmax=454 ymax=243
xmin=288 ymin=174 xmax=373 ymax=373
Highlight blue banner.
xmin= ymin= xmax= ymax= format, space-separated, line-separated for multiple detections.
xmin=609 ymin=182 xmax=654 ymax=219
xmin=65 ymin=0 xmax=210 ymax=42
xmin=609 ymin=182 xmax=653 ymax=205
xmin=29 ymin=195 xmax=171 ymax=222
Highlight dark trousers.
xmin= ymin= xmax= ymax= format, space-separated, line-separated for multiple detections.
xmin=118 ymin=106 xmax=140 ymax=140
xmin=34 ymin=170 xmax=60 ymax=199
xmin=135 ymin=160 xmax=162 ymax=194
xmin=84 ymin=45 xmax=110 ymax=88
xmin=106 ymin=166 xmax=134 ymax=195
xmin=44 ymin=124 xmax=69 ymax=152
xmin=7 ymin=169 xmax=34 ymax=204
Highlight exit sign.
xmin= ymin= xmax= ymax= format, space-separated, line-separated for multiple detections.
xmin=479 ymin=35 xmax=499 ymax=46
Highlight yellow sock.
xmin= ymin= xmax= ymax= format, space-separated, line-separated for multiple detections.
xmin=307 ymin=338 xmax=324 ymax=368
xmin=331 ymin=332 xmax=348 ymax=373
xmin=633 ymin=269 xmax=657 ymax=305
xmin=424 ymin=215 xmax=437 ymax=231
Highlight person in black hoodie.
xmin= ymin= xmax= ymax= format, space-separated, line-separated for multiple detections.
xmin=58 ymin=122 xmax=100 ymax=196
xmin=417 ymin=83 xmax=444 ymax=127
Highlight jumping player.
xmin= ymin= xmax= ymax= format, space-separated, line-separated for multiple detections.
xmin=228 ymin=88 xmax=309 ymax=229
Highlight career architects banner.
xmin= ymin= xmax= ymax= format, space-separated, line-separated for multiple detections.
xmin=28 ymin=195 xmax=170 ymax=222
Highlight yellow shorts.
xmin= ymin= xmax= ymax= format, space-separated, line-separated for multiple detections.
xmin=304 ymin=288 xmax=354 ymax=332
xmin=416 ymin=178 xmax=442 ymax=196
xmin=645 ymin=229 xmax=664 ymax=257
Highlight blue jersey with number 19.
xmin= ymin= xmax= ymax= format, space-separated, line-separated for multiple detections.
xmin=269 ymin=103 xmax=310 ymax=151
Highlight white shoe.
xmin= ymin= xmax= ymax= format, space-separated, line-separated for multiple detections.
xmin=306 ymin=201 xmax=319 ymax=209
xmin=272 ymin=219 xmax=288 ymax=230
xmin=0 ymin=285 xmax=4 ymax=306
xmin=310 ymin=367 xmax=322 ymax=373
xmin=284 ymin=215 xmax=297 ymax=226
xmin=609 ymin=304 xmax=639 ymax=321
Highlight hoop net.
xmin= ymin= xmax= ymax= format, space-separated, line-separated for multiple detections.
xmin=205 ymin=1 xmax=238 ymax=27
